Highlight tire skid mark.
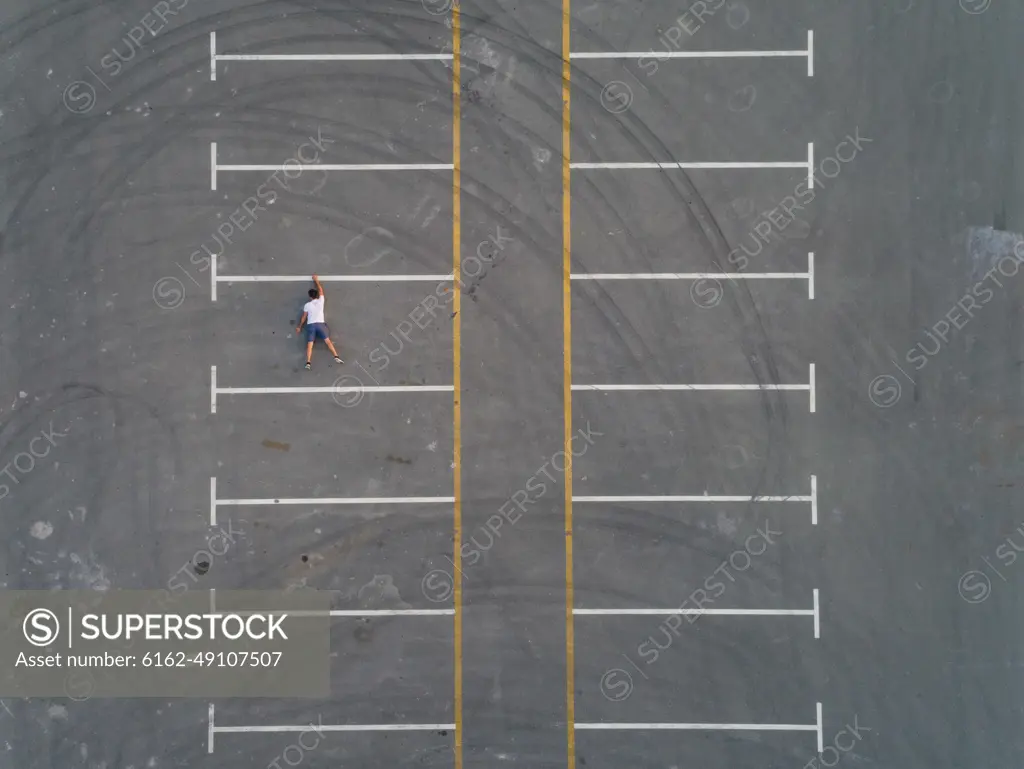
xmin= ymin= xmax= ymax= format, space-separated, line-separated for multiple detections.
xmin=2 ymin=0 xmax=452 ymax=238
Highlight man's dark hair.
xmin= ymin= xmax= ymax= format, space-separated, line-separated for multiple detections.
xmin=308 ymin=288 xmax=319 ymax=299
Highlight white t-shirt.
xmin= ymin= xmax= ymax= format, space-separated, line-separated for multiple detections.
xmin=303 ymin=297 xmax=325 ymax=325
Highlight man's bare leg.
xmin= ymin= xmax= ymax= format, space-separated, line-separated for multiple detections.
xmin=324 ymin=337 xmax=342 ymax=362
xmin=305 ymin=341 xmax=314 ymax=366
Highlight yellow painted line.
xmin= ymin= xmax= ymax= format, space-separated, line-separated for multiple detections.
xmin=562 ymin=0 xmax=575 ymax=766
xmin=451 ymin=3 xmax=463 ymax=769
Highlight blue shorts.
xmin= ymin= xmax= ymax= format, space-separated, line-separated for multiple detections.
xmin=306 ymin=323 xmax=329 ymax=342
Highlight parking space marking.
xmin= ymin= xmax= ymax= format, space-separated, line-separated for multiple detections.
xmin=573 ymin=253 xmax=814 ymax=299
xmin=211 ymin=272 xmax=453 ymax=300
xmin=209 ymin=31 xmax=453 ymax=80
xmin=809 ymin=251 xmax=814 ymax=298
xmin=218 ymin=609 xmax=456 ymax=617
xmin=210 ymin=143 xmax=453 ymax=191
xmin=573 ymin=30 xmax=814 ymax=77
xmin=215 ymin=494 xmax=454 ymax=507
xmin=210 ymin=366 xmax=452 ymax=413
xmin=817 ymin=701 xmax=823 ymax=752
xmin=217 ymin=274 xmax=452 ymax=283
xmin=577 ymin=608 xmax=811 ymax=615
xmin=565 ymin=17 xmax=822 ymax=765
xmin=209 ymin=477 xmax=454 ymax=525
xmin=811 ymin=473 xmax=817 ymax=524
xmin=573 ymin=160 xmax=801 ymax=169
xmin=203 ymin=7 xmax=462 ymax=760
xmin=574 ymin=475 xmax=818 ymax=525
xmin=576 ymin=590 xmax=820 ymax=639
xmin=218 ymin=724 xmax=456 ymax=733
xmin=813 ymin=587 xmax=820 ymax=639
xmin=576 ymin=719 xmax=817 ymax=730
xmin=575 ymin=382 xmax=806 ymax=390
xmin=573 ymin=143 xmax=815 ymax=191
xmin=208 ymin=590 xmax=453 ymax=617
xmin=319 ymin=610 xmax=454 ymax=616
xmin=576 ymin=701 xmax=822 ymax=745
xmin=207 ymin=705 xmax=455 ymax=753
xmin=209 ymin=141 xmax=217 ymax=192
xmin=208 ymin=704 xmax=215 ymax=753
xmin=573 ymin=364 xmax=816 ymax=413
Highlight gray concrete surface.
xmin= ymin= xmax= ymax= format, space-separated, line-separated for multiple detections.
xmin=1 ymin=0 xmax=1022 ymax=767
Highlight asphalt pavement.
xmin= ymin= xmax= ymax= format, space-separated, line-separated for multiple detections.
xmin=0 ymin=0 xmax=1022 ymax=767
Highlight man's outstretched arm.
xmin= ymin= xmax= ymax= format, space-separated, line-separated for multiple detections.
xmin=313 ymin=274 xmax=324 ymax=302
xmin=295 ymin=312 xmax=308 ymax=334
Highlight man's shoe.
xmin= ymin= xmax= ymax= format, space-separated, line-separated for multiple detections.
xmin=305 ymin=362 xmax=311 ymax=370
xmin=334 ymin=356 xmax=343 ymax=364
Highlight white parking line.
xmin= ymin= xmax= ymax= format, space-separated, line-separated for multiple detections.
xmin=809 ymin=251 xmax=815 ymax=299
xmin=218 ymin=386 xmax=451 ymax=395
xmin=572 ymin=161 xmax=801 ymax=169
xmin=211 ymin=607 xmax=453 ymax=619
xmin=222 ymin=53 xmax=453 ymax=61
xmin=209 ymin=31 xmax=453 ymax=80
xmin=221 ymin=163 xmax=453 ymax=171
xmin=209 ymin=477 xmax=454 ymax=525
xmin=313 ymin=609 xmax=454 ymax=616
xmin=573 ymin=30 xmax=814 ymax=77
xmin=809 ymin=361 xmax=816 ymax=412
xmin=575 ymin=720 xmax=817 ymax=730
xmin=573 ymin=50 xmax=803 ymax=59
xmin=810 ymin=474 xmax=818 ymax=524
xmin=207 ymin=704 xmax=454 ymax=753
xmin=212 ymin=273 xmax=453 ymax=301
xmin=813 ymin=587 xmax=820 ymax=639
xmin=573 ymin=364 xmax=816 ymax=412
xmin=576 ymin=703 xmax=822 ymax=739
xmin=816 ymin=701 xmax=824 ymax=752
xmin=210 ymin=142 xmax=217 ymax=191
xmin=575 ymin=608 xmax=809 ymax=616
xmin=220 ymin=724 xmax=456 ymax=732
xmin=210 ymin=365 xmax=217 ymax=414
xmin=210 ymin=142 xmax=452 ymax=191
xmin=573 ymin=494 xmax=806 ymax=502
xmin=207 ymin=589 xmax=453 ymax=618
xmin=210 ymin=366 xmax=452 ymax=413
xmin=218 ymin=496 xmax=456 ymax=505
xmin=573 ymin=384 xmax=804 ymax=390
xmin=574 ymin=271 xmax=801 ymax=279
xmin=573 ymin=252 xmax=814 ymax=299
xmin=576 ymin=590 xmax=820 ymax=638
xmin=217 ymin=275 xmax=453 ymax=281
xmin=574 ymin=475 xmax=818 ymax=525
xmin=572 ymin=143 xmax=815 ymax=192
